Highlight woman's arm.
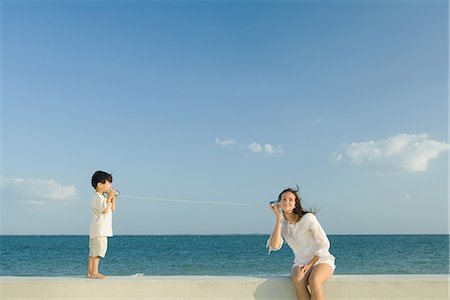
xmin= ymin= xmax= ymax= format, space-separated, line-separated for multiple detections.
xmin=305 ymin=255 xmax=320 ymax=268
xmin=267 ymin=203 xmax=284 ymax=250
xmin=268 ymin=218 xmax=283 ymax=249
xmin=308 ymin=214 xmax=331 ymax=257
xmin=298 ymin=255 xmax=320 ymax=275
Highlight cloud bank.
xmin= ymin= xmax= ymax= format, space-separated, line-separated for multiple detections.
xmin=1 ymin=177 xmax=77 ymax=204
xmin=215 ymin=138 xmax=283 ymax=155
xmin=215 ymin=138 xmax=236 ymax=147
xmin=247 ymin=142 xmax=283 ymax=154
xmin=333 ymin=133 xmax=449 ymax=172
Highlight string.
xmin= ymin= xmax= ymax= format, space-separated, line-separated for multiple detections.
xmin=120 ymin=194 xmax=251 ymax=206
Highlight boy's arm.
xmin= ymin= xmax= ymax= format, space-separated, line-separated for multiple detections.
xmin=111 ymin=196 xmax=116 ymax=212
xmin=101 ymin=194 xmax=114 ymax=214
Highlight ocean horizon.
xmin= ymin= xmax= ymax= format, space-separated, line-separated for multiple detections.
xmin=1 ymin=234 xmax=448 ymax=276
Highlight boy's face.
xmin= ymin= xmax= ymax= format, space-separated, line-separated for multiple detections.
xmin=97 ymin=180 xmax=112 ymax=193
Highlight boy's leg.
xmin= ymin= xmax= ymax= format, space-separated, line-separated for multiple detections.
xmin=91 ymin=256 xmax=107 ymax=279
xmin=88 ymin=257 xmax=96 ymax=278
xmin=87 ymin=257 xmax=92 ymax=278
xmin=88 ymin=238 xmax=93 ymax=278
xmin=88 ymin=237 xmax=108 ymax=279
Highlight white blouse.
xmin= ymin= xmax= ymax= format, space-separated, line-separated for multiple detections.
xmin=267 ymin=213 xmax=334 ymax=267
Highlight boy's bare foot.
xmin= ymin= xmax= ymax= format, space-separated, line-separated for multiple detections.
xmin=89 ymin=273 xmax=107 ymax=279
xmin=87 ymin=273 xmax=91 ymax=278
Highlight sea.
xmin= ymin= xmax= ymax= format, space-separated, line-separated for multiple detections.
xmin=0 ymin=235 xmax=448 ymax=276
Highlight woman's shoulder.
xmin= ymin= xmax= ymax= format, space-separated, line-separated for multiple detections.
xmin=300 ymin=212 xmax=318 ymax=223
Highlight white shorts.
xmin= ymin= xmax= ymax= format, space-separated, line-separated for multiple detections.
xmin=89 ymin=237 xmax=108 ymax=258
xmin=293 ymin=255 xmax=336 ymax=271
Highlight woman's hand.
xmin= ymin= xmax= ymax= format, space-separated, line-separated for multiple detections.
xmin=269 ymin=202 xmax=283 ymax=221
xmin=299 ymin=264 xmax=313 ymax=275
xmin=303 ymin=256 xmax=319 ymax=274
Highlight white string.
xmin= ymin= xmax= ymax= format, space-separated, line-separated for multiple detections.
xmin=120 ymin=194 xmax=251 ymax=206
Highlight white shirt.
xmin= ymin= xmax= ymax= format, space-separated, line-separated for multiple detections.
xmin=267 ymin=213 xmax=334 ymax=267
xmin=89 ymin=192 xmax=113 ymax=238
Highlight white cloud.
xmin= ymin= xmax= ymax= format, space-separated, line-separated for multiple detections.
xmin=1 ymin=177 xmax=77 ymax=204
xmin=313 ymin=118 xmax=323 ymax=126
xmin=215 ymin=138 xmax=236 ymax=147
xmin=334 ymin=133 xmax=449 ymax=172
xmin=330 ymin=150 xmax=343 ymax=161
xmin=405 ymin=193 xmax=413 ymax=204
xmin=248 ymin=142 xmax=263 ymax=153
xmin=215 ymin=138 xmax=284 ymax=155
xmin=248 ymin=142 xmax=283 ymax=154
xmin=264 ymin=144 xmax=275 ymax=153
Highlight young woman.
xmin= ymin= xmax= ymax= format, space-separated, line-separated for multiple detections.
xmin=267 ymin=187 xmax=335 ymax=300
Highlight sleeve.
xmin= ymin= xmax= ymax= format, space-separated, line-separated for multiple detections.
xmin=92 ymin=194 xmax=107 ymax=215
xmin=307 ymin=214 xmax=331 ymax=257
xmin=266 ymin=235 xmax=283 ymax=254
xmin=266 ymin=222 xmax=284 ymax=254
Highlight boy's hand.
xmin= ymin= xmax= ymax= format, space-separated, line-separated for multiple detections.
xmin=106 ymin=189 xmax=115 ymax=202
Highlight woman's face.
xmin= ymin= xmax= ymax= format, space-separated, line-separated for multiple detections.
xmin=280 ymin=191 xmax=296 ymax=213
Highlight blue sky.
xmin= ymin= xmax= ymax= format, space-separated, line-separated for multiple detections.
xmin=1 ymin=0 xmax=448 ymax=235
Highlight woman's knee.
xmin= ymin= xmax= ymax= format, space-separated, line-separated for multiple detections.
xmin=308 ymin=275 xmax=322 ymax=291
xmin=291 ymin=273 xmax=308 ymax=289
xmin=309 ymin=264 xmax=333 ymax=291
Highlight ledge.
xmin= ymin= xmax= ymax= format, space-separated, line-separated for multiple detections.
xmin=0 ymin=275 xmax=448 ymax=299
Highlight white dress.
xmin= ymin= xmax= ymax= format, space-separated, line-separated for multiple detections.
xmin=267 ymin=213 xmax=335 ymax=270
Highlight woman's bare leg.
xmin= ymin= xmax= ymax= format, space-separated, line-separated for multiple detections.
xmin=291 ymin=266 xmax=311 ymax=300
xmin=308 ymin=264 xmax=333 ymax=300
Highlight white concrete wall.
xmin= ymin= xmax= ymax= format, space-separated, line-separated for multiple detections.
xmin=0 ymin=275 xmax=448 ymax=300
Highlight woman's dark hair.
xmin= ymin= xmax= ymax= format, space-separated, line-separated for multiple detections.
xmin=91 ymin=170 xmax=113 ymax=189
xmin=278 ymin=185 xmax=314 ymax=218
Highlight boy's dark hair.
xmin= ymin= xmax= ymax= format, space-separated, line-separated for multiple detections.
xmin=91 ymin=170 xmax=113 ymax=189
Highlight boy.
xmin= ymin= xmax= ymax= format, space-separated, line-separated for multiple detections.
xmin=87 ymin=170 xmax=117 ymax=279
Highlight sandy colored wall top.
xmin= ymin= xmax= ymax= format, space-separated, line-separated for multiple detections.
xmin=0 ymin=275 xmax=448 ymax=300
